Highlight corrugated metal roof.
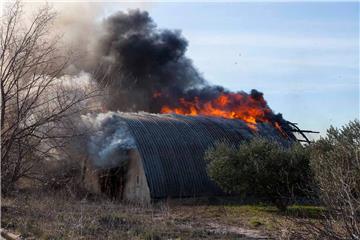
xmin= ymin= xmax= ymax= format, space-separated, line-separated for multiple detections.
xmin=118 ymin=112 xmax=292 ymax=199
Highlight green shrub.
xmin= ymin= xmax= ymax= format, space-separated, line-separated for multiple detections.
xmin=310 ymin=119 xmax=360 ymax=201
xmin=309 ymin=119 xmax=360 ymax=238
xmin=206 ymin=137 xmax=311 ymax=211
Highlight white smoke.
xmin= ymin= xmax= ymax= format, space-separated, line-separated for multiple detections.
xmin=21 ymin=1 xmax=153 ymax=75
xmin=81 ymin=112 xmax=137 ymax=169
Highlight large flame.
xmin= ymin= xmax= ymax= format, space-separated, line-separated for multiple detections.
xmin=154 ymin=91 xmax=287 ymax=135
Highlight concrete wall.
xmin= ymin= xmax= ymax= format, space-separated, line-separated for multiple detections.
xmin=123 ymin=150 xmax=151 ymax=204
xmin=83 ymin=158 xmax=101 ymax=194
xmin=83 ymin=149 xmax=151 ymax=204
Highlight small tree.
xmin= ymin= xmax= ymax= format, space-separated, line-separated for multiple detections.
xmin=206 ymin=137 xmax=311 ymax=211
xmin=309 ymin=119 xmax=360 ymax=239
xmin=1 ymin=2 xmax=97 ymax=194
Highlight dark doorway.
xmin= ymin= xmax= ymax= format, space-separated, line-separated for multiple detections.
xmin=98 ymin=166 xmax=126 ymax=200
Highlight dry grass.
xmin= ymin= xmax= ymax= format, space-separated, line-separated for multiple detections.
xmin=1 ymin=190 xmax=324 ymax=240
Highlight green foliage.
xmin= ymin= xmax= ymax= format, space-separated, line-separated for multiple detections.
xmin=309 ymin=119 xmax=360 ymax=238
xmin=310 ymin=119 xmax=360 ymax=200
xmin=205 ymin=137 xmax=311 ymax=211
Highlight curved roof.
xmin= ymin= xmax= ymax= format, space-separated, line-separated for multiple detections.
xmin=118 ymin=112 xmax=292 ymax=199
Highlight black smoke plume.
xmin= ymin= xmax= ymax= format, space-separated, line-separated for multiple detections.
xmin=81 ymin=9 xmax=287 ymax=127
xmin=66 ymin=9 xmax=296 ymax=169
xmin=86 ymin=10 xmax=205 ymax=112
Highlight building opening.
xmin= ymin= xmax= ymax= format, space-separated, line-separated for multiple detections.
xmin=98 ymin=166 xmax=127 ymax=200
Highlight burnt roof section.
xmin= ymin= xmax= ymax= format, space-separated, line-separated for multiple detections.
xmin=118 ymin=112 xmax=294 ymax=199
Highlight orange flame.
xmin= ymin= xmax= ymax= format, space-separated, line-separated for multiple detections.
xmin=158 ymin=92 xmax=285 ymax=134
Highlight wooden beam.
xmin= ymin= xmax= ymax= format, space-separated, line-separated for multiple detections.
xmin=291 ymin=130 xmax=320 ymax=134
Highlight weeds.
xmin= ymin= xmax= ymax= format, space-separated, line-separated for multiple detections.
xmin=2 ymin=186 xmax=330 ymax=240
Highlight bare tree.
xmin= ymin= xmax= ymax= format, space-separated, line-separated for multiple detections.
xmin=309 ymin=120 xmax=360 ymax=239
xmin=275 ymin=120 xmax=360 ymax=240
xmin=1 ymin=2 xmax=97 ymax=194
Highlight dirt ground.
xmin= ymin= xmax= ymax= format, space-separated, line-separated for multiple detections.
xmin=1 ymin=190 xmax=323 ymax=240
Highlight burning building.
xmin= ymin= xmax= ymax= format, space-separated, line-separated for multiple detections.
xmin=83 ymin=112 xmax=311 ymax=204
xmin=76 ymin=10 xmax=316 ymax=203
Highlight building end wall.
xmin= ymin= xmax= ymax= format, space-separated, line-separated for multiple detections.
xmin=123 ymin=149 xmax=151 ymax=204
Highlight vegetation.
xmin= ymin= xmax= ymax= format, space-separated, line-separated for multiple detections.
xmin=0 ymin=2 xmax=97 ymax=194
xmin=1 ymin=2 xmax=358 ymax=239
xmin=206 ymin=137 xmax=312 ymax=211
xmin=307 ymin=119 xmax=360 ymax=239
xmin=206 ymin=120 xmax=360 ymax=239
xmin=2 ymin=190 xmax=325 ymax=239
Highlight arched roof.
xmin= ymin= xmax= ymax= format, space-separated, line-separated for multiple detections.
xmin=118 ymin=112 xmax=292 ymax=199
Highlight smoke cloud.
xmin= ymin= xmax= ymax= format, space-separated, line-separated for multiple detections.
xmin=44 ymin=7 xmax=289 ymax=167
xmin=80 ymin=10 xmax=206 ymax=112
xmin=78 ymin=10 xmax=282 ymax=123
xmin=82 ymin=112 xmax=136 ymax=169
xmin=19 ymin=2 xmax=287 ymax=123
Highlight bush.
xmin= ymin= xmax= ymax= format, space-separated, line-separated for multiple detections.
xmin=205 ymin=137 xmax=311 ymax=211
xmin=309 ymin=119 xmax=360 ymax=239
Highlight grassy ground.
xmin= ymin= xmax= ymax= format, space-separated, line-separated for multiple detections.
xmin=1 ymin=190 xmax=324 ymax=240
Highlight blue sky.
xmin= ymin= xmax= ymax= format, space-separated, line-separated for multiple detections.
xmin=107 ymin=2 xmax=359 ymax=137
